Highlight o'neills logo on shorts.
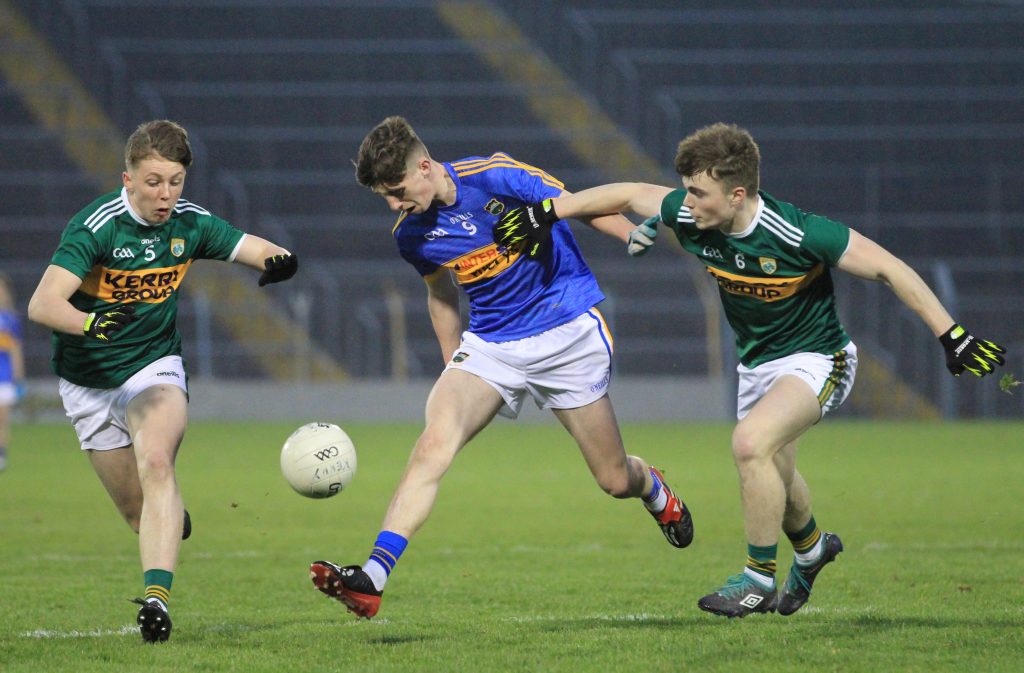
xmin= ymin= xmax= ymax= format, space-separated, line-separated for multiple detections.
xmin=79 ymin=261 xmax=193 ymax=303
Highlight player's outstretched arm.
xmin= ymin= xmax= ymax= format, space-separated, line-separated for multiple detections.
xmin=837 ymin=229 xmax=1006 ymax=377
xmin=233 ymin=234 xmax=298 ymax=286
xmin=550 ymin=183 xmax=673 ymax=221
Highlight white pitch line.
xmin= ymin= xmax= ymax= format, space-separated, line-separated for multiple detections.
xmin=21 ymin=624 xmax=138 ymax=639
xmin=507 ymin=612 xmax=669 ymax=623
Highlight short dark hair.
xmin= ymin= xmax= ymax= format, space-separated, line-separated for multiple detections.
xmin=125 ymin=120 xmax=193 ymax=170
xmin=355 ymin=116 xmax=427 ymax=189
xmin=674 ymin=123 xmax=760 ymax=195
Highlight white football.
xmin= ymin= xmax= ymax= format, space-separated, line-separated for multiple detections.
xmin=280 ymin=422 xmax=357 ymax=498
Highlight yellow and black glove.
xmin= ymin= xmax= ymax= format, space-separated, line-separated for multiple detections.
xmin=493 ymin=199 xmax=559 ymax=259
xmin=938 ymin=324 xmax=1006 ymax=377
xmin=83 ymin=304 xmax=138 ymax=342
xmin=258 ymin=254 xmax=298 ymax=287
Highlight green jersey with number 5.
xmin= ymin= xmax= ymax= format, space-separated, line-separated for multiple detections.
xmin=660 ymin=189 xmax=851 ymax=367
xmin=48 ymin=188 xmax=245 ymax=388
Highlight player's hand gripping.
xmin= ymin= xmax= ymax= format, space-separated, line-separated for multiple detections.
xmin=938 ymin=324 xmax=1006 ymax=377
xmin=627 ymin=216 xmax=659 ymax=257
xmin=493 ymin=199 xmax=559 ymax=259
xmin=258 ymin=253 xmax=298 ymax=286
xmin=83 ymin=304 xmax=139 ymax=342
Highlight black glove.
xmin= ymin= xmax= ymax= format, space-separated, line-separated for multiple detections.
xmin=938 ymin=324 xmax=1006 ymax=377
xmin=83 ymin=304 xmax=138 ymax=342
xmin=493 ymin=199 xmax=559 ymax=259
xmin=258 ymin=254 xmax=298 ymax=286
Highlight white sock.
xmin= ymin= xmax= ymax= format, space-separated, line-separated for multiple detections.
xmin=145 ymin=597 xmax=168 ymax=613
xmin=644 ymin=487 xmax=669 ymax=513
xmin=795 ymin=537 xmax=824 ymax=566
xmin=363 ymin=559 xmax=389 ymax=591
xmin=743 ymin=567 xmax=775 ymax=590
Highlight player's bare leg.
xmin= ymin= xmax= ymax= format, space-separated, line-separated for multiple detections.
xmin=381 ymin=369 xmax=503 ymax=538
xmin=126 ymin=384 xmax=187 ymax=641
xmin=89 ymin=446 xmax=144 ymax=532
xmin=555 ymin=395 xmax=693 ymax=548
xmin=731 ymin=376 xmax=820 ymax=547
xmin=698 ymin=375 xmax=820 ymax=617
xmin=774 ymin=432 xmax=843 ymax=616
xmin=312 ymin=369 xmax=503 ymax=618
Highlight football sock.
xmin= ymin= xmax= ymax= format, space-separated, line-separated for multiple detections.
xmin=364 ymin=530 xmax=408 ymax=592
xmin=787 ymin=516 xmax=824 ymax=566
xmin=744 ymin=543 xmax=777 ymax=589
xmin=143 ymin=568 xmax=173 ymax=610
xmin=642 ymin=468 xmax=669 ymax=513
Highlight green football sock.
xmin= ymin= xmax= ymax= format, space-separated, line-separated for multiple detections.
xmin=787 ymin=516 xmax=823 ymax=565
xmin=143 ymin=568 xmax=173 ymax=607
xmin=744 ymin=543 xmax=777 ymax=588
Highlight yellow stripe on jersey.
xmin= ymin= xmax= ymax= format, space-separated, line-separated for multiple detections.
xmin=0 ymin=333 xmax=16 ymax=350
xmin=451 ymin=153 xmax=564 ymax=190
xmin=705 ymin=263 xmax=824 ymax=303
xmin=391 ymin=210 xmax=410 ymax=236
xmin=79 ymin=261 xmax=193 ymax=304
xmin=588 ymin=307 xmax=614 ymax=352
xmin=446 ymin=243 xmax=520 ymax=285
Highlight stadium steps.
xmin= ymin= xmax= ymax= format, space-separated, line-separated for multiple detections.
xmin=0 ymin=0 xmax=121 ymax=188
xmin=0 ymin=0 xmax=345 ymax=382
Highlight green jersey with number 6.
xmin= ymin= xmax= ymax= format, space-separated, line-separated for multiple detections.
xmin=660 ymin=189 xmax=851 ymax=368
xmin=48 ymin=188 xmax=245 ymax=388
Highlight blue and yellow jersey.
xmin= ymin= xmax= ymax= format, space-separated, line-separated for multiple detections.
xmin=393 ymin=153 xmax=604 ymax=342
xmin=0 ymin=309 xmax=21 ymax=383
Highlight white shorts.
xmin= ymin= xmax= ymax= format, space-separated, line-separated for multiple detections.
xmin=58 ymin=355 xmax=188 ymax=451
xmin=446 ymin=309 xmax=614 ymax=419
xmin=736 ymin=342 xmax=857 ymax=421
xmin=0 ymin=382 xmax=16 ymax=405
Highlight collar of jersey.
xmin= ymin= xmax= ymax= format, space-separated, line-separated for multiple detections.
xmin=442 ymin=163 xmax=463 ymax=210
xmin=726 ymin=194 xmax=765 ymax=239
xmin=120 ymin=187 xmax=163 ymax=227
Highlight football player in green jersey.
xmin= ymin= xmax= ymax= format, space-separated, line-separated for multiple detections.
xmin=497 ymin=122 xmax=1005 ymax=618
xmin=27 ymin=120 xmax=298 ymax=642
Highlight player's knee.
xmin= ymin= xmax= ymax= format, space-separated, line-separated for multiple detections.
xmin=136 ymin=451 xmax=176 ymax=484
xmin=595 ymin=471 xmax=632 ymax=499
xmin=731 ymin=425 xmax=770 ymax=465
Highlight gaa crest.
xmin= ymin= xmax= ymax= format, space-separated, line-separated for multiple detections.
xmin=484 ymin=199 xmax=505 ymax=216
xmin=759 ymin=257 xmax=777 ymax=274
xmin=171 ymin=238 xmax=185 ymax=257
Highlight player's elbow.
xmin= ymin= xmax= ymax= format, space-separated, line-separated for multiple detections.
xmin=26 ymin=291 xmax=49 ymax=326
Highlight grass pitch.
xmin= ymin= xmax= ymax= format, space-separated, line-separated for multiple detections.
xmin=1 ymin=419 xmax=1022 ymax=672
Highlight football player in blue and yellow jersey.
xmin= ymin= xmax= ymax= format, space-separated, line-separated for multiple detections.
xmin=27 ymin=120 xmax=298 ymax=642
xmin=508 ymin=122 xmax=1006 ymax=618
xmin=0 ymin=272 xmax=25 ymax=472
xmin=310 ymin=116 xmax=694 ymax=619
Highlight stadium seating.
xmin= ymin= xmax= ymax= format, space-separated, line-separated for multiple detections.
xmin=2 ymin=0 xmax=1022 ymax=416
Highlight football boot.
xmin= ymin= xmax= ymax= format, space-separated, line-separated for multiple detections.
xmin=647 ymin=467 xmax=694 ymax=548
xmin=697 ymin=573 xmax=777 ymax=618
xmin=132 ymin=597 xmax=171 ymax=643
xmin=310 ymin=561 xmax=382 ymax=619
xmin=777 ymin=532 xmax=844 ymax=616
